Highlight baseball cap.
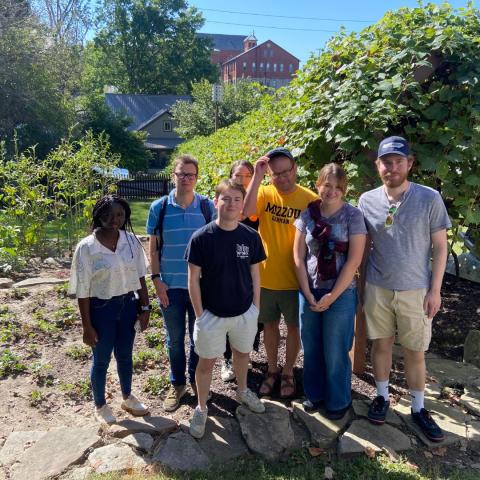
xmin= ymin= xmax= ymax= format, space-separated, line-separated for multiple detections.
xmin=265 ymin=147 xmax=295 ymax=162
xmin=377 ymin=136 xmax=410 ymax=158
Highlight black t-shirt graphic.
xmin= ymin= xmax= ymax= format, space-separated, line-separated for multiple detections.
xmin=185 ymin=222 xmax=266 ymax=317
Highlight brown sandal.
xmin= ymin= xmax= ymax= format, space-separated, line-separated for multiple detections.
xmin=280 ymin=372 xmax=296 ymax=399
xmin=259 ymin=370 xmax=280 ymax=396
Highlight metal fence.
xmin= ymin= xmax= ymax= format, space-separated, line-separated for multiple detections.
xmin=116 ymin=173 xmax=173 ymax=199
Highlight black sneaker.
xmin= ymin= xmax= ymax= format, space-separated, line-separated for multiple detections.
xmin=303 ymin=399 xmax=323 ymax=413
xmin=368 ymin=395 xmax=390 ymax=424
xmin=411 ymin=408 xmax=444 ymax=442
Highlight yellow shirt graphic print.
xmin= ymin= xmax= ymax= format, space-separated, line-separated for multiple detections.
xmin=256 ymin=184 xmax=317 ymax=290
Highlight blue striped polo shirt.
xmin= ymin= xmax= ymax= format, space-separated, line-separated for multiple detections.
xmin=146 ymin=190 xmax=215 ymax=289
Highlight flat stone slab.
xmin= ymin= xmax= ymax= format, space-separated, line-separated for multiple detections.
xmin=446 ymin=252 xmax=480 ymax=283
xmin=13 ymin=277 xmax=66 ymax=288
xmin=460 ymin=389 xmax=480 ymax=416
xmin=338 ymin=419 xmax=411 ymax=455
xmin=152 ymin=431 xmax=210 ymax=471
xmin=236 ymin=400 xmax=295 ymax=461
xmin=194 ymin=416 xmax=248 ymax=463
xmin=88 ymin=443 xmax=147 ymax=474
xmin=58 ymin=466 xmax=92 ymax=479
xmin=121 ymin=433 xmax=154 ymax=453
xmin=110 ymin=416 xmax=177 ymax=438
xmin=292 ymin=400 xmax=351 ymax=447
xmin=9 ymin=426 xmax=100 ymax=480
xmin=426 ymin=358 xmax=480 ymax=389
xmin=0 ymin=278 xmax=13 ymax=289
xmin=0 ymin=430 xmax=47 ymax=466
xmin=393 ymin=397 xmax=480 ymax=447
xmin=352 ymin=400 xmax=402 ymax=426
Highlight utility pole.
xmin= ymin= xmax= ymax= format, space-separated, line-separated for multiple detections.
xmin=212 ymin=83 xmax=223 ymax=132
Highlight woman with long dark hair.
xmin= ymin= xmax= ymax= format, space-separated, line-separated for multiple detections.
xmin=69 ymin=194 xmax=151 ymax=424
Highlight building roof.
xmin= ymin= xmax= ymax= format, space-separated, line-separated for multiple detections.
xmin=222 ymin=39 xmax=300 ymax=65
xmin=198 ymin=33 xmax=246 ymax=52
xmin=105 ymin=94 xmax=190 ymax=131
xmin=144 ymin=138 xmax=185 ymax=150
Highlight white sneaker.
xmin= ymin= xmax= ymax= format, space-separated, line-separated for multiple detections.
xmin=121 ymin=393 xmax=149 ymax=416
xmin=94 ymin=404 xmax=116 ymax=424
xmin=221 ymin=359 xmax=236 ymax=382
xmin=189 ymin=406 xmax=208 ymax=439
xmin=236 ymin=388 xmax=265 ymax=413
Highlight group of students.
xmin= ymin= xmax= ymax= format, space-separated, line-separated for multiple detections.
xmin=69 ymin=135 xmax=451 ymax=442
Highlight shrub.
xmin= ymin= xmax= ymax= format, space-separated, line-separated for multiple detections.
xmin=144 ymin=374 xmax=169 ymax=395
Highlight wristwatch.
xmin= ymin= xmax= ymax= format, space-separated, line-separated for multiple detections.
xmin=151 ymin=273 xmax=161 ymax=280
xmin=140 ymin=305 xmax=152 ymax=311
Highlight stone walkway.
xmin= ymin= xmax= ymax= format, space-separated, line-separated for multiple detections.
xmin=1 ymin=357 xmax=480 ymax=478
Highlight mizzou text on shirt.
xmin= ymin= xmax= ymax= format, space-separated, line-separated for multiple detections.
xmin=256 ymin=184 xmax=317 ymax=290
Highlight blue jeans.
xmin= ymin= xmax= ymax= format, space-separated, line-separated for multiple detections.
xmin=90 ymin=293 xmax=137 ymax=407
xmin=299 ymin=288 xmax=357 ymax=412
xmin=160 ymin=288 xmax=198 ymax=385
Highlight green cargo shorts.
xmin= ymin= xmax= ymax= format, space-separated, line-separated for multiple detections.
xmin=258 ymin=288 xmax=299 ymax=326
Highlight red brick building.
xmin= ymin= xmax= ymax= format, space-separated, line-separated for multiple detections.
xmin=199 ymin=33 xmax=299 ymax=89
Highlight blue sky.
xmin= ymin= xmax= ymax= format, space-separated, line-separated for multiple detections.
xmin=191 ymin=0 xmax=474 ymax=65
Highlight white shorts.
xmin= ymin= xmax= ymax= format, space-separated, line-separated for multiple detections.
xmin=193 ymin=304 xmax=259 ymax=359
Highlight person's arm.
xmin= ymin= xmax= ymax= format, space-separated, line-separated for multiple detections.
xmin=78 ymin=298 xmax=97 ymax=346
xmin=424 ymin=229 xmax=448 ymax=319
xmin=148 ymin=235 xmax=169 ymax=308
xmin=243 ymin=157 xmax=269 ymax=217
xmin=293 ymin=229 xmax=316 ymax=307
xmin=250 ymin=262 xmax=261 ymax=308
xmin=136 ymin=276 xmax=150 ymax=331
xmin=188 ymin=263 xmax=203 ymax=317
xmin=315 ymin=234 xmax=366 ymax=311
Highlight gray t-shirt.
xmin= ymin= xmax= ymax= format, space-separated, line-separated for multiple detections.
xmin=358 ymin=182 xmax=451 ymax=291
xmin=294 ymin=202 xmax=367 ymax=291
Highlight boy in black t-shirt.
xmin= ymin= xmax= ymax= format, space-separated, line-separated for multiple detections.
xmin=186 ymin=179 xmax=267 ymax=439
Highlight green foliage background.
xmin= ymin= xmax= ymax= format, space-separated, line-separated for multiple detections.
xmin=177 ymin=2 xmax=480 ymax=237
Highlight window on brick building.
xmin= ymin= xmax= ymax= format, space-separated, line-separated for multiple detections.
xmin=266 ymin=63 xmax=270 ymax=72
xmin=289 ymin=63 xmax=293 ymax=73
xmin=252 ymin=62 xmax=256 ymax=72
xmin=270 ymin=49 xmax=274 ymax=58
xmin=280 ymin=63 xmax=284 ymax=72
xmin=263 ymin=50 xmax=267 ymax=58
xmin=260 ymin=62 xmax=264 ymax=70
xmin=243 ymin=62 xmax=247 ymax=70
xmin=273 ymin=63 xmax=277 ymax=72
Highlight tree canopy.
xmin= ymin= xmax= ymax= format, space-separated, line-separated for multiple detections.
xmin=84 ymin=0 xmax=218 ymax=94
xmin=171 ymin=80 xmax=266 ymax=139
xmin=178 ymin=2 xmax=480 ymax=240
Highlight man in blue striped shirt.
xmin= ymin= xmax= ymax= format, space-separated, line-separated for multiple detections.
xmin=147 ymin=155 xmax=215 ymax=412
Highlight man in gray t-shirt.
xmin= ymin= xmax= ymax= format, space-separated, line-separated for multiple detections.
xmin=359 ymin=136 xmax=451 ymax=442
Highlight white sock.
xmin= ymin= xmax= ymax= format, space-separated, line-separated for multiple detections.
xmin=196 ymin=405 xmax=208 ymax=413
xmin=410 ymin=390 xmax=424 ymax=413
xmin=375 ymin=380 xmax=389 ymax=401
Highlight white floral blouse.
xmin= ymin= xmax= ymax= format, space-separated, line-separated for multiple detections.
xmin=69 ymin=230 xmax=148 ymax=299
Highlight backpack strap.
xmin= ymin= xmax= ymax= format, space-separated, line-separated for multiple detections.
xmin=154 ymin=196 xmax=168 ymax=253
xmin=199 ymin=197 xmax=212 ymax=224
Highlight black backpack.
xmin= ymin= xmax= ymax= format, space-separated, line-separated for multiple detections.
xmin=154 ymin=196 xmax=212 ymax=253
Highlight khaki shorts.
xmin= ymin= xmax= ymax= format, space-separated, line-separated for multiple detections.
xmin=193 ymin=304 xmax=259 ymax=359
xmin=258 ymin=288 xmax=299 ymax=326
xmin=364 ymin=282 xmax=432 ymax=352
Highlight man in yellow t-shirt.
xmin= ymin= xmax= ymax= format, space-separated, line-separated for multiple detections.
xmin=243 ymin=148 xmax=317 ymax=398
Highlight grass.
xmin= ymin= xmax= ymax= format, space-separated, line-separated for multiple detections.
xmin=129 ymin=200 xmax=152 ymax=235
xmin=85 ymin=452 xmax=480 ymax=480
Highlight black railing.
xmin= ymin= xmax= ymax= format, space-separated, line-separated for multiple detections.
xmin=117 ymin=173 xmax=173 ymax=199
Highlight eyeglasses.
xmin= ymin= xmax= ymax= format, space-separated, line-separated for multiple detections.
xmin=385 ymin=205 xmax=399 ymax=228
xmin=268 ymin=165 xmax=295 ymax=179
xmin=174 ymin=172 xmax=197 ymax=180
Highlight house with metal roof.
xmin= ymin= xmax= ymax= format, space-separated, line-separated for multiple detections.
xmin=105 ymin=93 xmax=190 ymax=169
